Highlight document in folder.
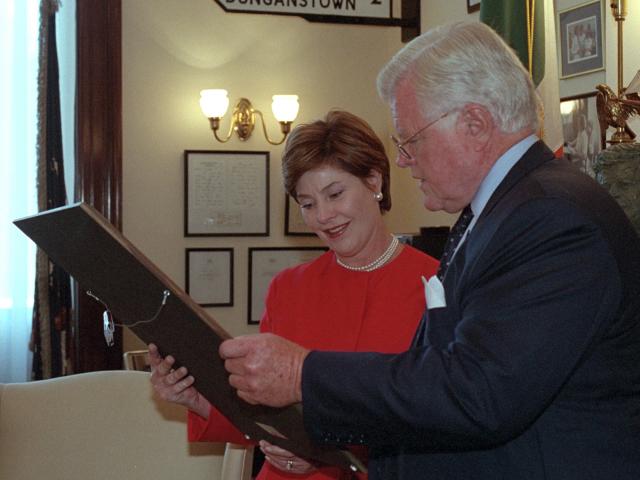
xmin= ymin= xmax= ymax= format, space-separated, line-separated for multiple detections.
xmin=14 ymin=202 xmax=365 ymax=474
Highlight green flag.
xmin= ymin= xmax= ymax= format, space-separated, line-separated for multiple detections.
xmin=480 ymin=0 xmax=545 ymax=86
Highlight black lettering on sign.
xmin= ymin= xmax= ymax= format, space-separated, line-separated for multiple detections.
xmin=371 ymin=0 xmax=381 ymax=4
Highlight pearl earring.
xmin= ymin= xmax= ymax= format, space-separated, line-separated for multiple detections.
xmin=374 ymin=192 xmax=383 ymax=201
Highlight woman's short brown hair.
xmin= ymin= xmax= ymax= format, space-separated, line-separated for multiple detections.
xmin=282 ymin=110 xmax=391 ymax=212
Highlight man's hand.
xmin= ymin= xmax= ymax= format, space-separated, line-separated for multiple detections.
xmin=219 ymin=333 xmax=309 ymax=407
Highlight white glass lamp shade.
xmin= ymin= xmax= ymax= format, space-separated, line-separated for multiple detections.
xmin=200 ymin=89 xmax=229 ymax=118
xmin=271 ymin=95 xmax=300 ymax=122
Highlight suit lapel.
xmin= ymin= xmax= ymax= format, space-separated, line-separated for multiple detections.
xmin=412 ymin=141 xmax=557 ymax=349
xmin=463 ymin=141 xmax=556 ymax=273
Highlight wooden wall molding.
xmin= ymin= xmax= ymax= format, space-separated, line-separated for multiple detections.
xmin=73 ymin=0 xmax=123 ymax=372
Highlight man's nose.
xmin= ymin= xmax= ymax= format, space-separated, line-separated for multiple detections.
xmin=396 ymin=153 xmax=415 ymax=168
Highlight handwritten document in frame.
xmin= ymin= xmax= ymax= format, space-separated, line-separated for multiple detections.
xmin=185 ymin=150 xmax=269 ymax=236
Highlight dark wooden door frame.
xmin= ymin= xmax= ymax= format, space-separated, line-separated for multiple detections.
xmin=73 ymin=0 xmax=123 ymax=372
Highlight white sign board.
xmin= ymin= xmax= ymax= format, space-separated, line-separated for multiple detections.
xmin=215 ymin=0 xmax=392 ymax=19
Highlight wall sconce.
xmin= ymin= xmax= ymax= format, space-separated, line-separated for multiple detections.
xmin=199 ymin=89 xmax=300 ymax=145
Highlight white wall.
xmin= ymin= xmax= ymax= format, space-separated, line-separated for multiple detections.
xmin=122 ymin=0 xmax=435 ymax=349
xmin=122 ymin=0 xmax=640 ymax=350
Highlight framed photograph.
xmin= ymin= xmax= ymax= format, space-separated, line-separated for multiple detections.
xmin=185 ymin=248 xmax=233 ymax=306
xmin=247 ymin=247 xmax=328 ymax=324
xmin=467 ymin=0 xmax=480 ymax=14
xmin=558 ymin=1 xmax=604 ymax=79
xmin=560 ymin=91 xmax=603 ymax=178
xmin=284 ymin=194 xmax=316 ymax=236
xmin=184 ymin=150 xmax=269 ymax=236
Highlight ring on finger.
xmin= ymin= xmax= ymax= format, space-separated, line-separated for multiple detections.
xmin=286 ymin=460 xmax=293 ymax=471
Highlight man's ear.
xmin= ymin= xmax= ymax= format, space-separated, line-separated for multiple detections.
xmin=458 ymin=105 xmax=494 ymax=150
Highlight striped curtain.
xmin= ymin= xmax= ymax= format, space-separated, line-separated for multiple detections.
xmin=31 ymin=0 xmax=72 ymax=380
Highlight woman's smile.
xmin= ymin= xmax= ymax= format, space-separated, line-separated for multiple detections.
xmin=323 ymin=222 xmax=349 ymax=239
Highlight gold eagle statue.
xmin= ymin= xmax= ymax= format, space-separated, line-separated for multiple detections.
xmin=596 ymin=76 xmax=640 ymax=144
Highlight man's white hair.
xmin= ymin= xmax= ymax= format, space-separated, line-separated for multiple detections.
xmin=377 ymin=21 xmax=540 ymax=133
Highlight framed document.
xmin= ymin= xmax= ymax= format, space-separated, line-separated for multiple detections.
xmin=186 ymin=248 xmax=233 ymax=306
xmin=184 ymin=150 xmax=269 ymax=236
xmin=248 ymin=247 xmax=328 ymax=324
xmin=13 ymin=203 xmax=364 ymax=473
xmin=284 ymin=194 xmax=315 ymax=236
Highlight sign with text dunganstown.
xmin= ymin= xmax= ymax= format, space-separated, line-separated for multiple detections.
xmin=214 ymin=0 xmax=393 ymax=21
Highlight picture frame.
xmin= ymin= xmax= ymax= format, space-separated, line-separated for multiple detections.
xmin=185 ymin=248 xmax=233 ymax=306
xmin=284 ymin=194 xmax=316 ymax=236
xmin=558 ymin=1 xmax=604 ymax=79
xmin=184 ymin=150 xmax=269 ymax=236
xmin=560 ymin=91 xmax=604 ymax=178
xmin=467 ymin=0 xmax=480 ymax=14
xmin=247 ymin=247 xmax=328 ymax=324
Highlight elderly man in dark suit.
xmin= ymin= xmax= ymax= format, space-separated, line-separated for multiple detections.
xmin=220 ymin=22 xmax=640 ymax=479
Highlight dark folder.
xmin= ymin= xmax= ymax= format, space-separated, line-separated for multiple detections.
xmin=14 ymin=202 xmax=365 ymax=473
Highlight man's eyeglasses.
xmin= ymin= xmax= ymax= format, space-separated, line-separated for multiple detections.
xmin=391 ymin=110 xmax=452 ymax=161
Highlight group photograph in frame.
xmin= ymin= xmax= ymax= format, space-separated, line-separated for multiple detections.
xmin=184 ymin=150 xmax=270 ymax=236
xmin=560 ymin=91 xmax=603 ymax=178
xmin=558 ymin=1 xmax=604 ymax=79
xmin=185 ymin=248 xmax=234 ymax=307
xmin=284 ymin=194 xmax=316 ymax=236
xmin=247 ymin=247 xmax=328 ymax=324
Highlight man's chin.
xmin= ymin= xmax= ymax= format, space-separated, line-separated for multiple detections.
xmin=422 ymin=195 xmax=441 ymax=212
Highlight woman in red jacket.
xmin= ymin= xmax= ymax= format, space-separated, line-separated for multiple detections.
xmin=149 ymin=110 xmax=438 ymax=479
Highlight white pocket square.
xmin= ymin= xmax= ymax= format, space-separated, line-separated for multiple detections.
xmin=422 ymin=275 xmax=446 ymax=309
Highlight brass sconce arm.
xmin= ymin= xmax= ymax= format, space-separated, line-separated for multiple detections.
xmin=255 ymin=110 xmax=292 ymax=146
xmin=200 ymin=90 xmax=299 ymax=145
xmin=208 ymin=117 xmax=234 ymax=143
xmin=208 ymin=97 xmax=255 ymax=143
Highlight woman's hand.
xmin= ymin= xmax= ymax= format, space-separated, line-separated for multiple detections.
xmin=148 ymin=343 xmax=211 ymax=418
xmin=260 ymin=440 xmax=316 ymax=475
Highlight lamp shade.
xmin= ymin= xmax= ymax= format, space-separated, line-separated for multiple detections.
xmin=200 ymin=89 xmax=229 ymax=118
xmin=271 ymin=95 xmax=300 ymax=122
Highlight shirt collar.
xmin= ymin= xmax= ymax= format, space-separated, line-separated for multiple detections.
xmin=468 ymin=134 xmax=538 ymax=230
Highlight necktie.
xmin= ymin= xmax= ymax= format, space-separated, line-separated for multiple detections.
xmin=437 ymin=205 xmax=474 ymax=280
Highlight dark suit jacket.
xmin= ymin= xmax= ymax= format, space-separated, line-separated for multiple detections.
xmin=302 ymin=141 xmax=640 ymax=479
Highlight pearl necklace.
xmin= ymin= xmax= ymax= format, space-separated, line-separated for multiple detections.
xmin=336 ymin=235 xmax=399 ymax=272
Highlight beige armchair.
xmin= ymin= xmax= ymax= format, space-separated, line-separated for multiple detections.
xmin=0 ymin=370 xmax=253 ymax=480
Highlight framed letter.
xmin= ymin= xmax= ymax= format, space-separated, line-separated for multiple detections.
xmin=185 ymin=150 xmax=269 ymax=236
xmin=247 ymin=247 xmax=328 ymax=324
xmin=186 ymin=248 xmax=233 ymax=306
